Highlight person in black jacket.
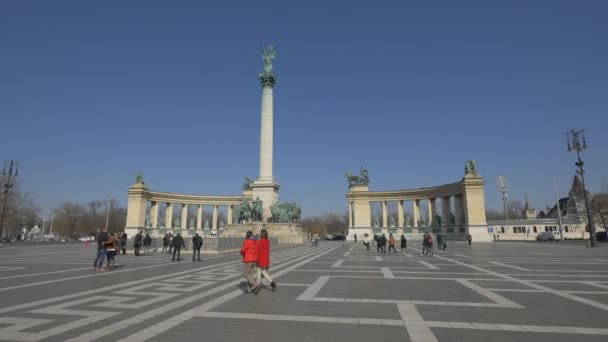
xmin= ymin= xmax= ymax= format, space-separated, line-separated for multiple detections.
xmin=162 ymin=234 xmax=169 ymax=253
xmin=120 ymin=231 xmax=127 ymax=255
xmin=133 ymin=231 xmax=143 ymax=256
xmin=93 ymin=228 xmax=108 ymax=271
xmin=172 ymin=233 xmax=186 ymax=261
xmin=143 ymin=233 xmax=152 ymax=255
xmin=192 ymin=233 xmax=203 ymax=262
xmin=380 ymin=234 xmax=387 ymax=253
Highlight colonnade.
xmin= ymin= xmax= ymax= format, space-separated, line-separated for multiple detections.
xmin=126 ymin=181 xmax=248 ymax=236
xmin=347 ymin=195 xmax=467 ymax=229
xmin=148 ymin=201 xmax=235 ymax=230
xmin=346 ymin=168 xmax=488 ymax=239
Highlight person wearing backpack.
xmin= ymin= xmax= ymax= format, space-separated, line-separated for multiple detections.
xmin=240 ymin=230 xmax=260 ymax=294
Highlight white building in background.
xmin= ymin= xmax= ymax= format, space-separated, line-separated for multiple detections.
xmin=487 ymin=175 xmax=606 ymax=240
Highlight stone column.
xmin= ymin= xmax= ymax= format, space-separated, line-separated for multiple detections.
xmin=462 ymin=173 xmax=488 ymax=241
xmin=454 ymin=196 xmax=461 ymax=225
xmin=165 ymin=203 xmax=173 ymax=229
xmin=428 ymin=199 xmax=435 ymax=226
xmin=413 ymin=200 xmax=420 ymax=227
xmin=125 ymin=182 xmax=148 ymax=234
xmin=397 ymin=200 xmax=404 ymax=227
xmin=258 ymin=77 xmax=274 ymax=182
xmin=251 ymin=67 xmax=280 ymax=220
xmin=212 ymin=205 xmax=218 ymax=230
xmin=442 ymin=196 xmax=452 ymax=226
xmin=150 ymin=201 xmax=158 ymax=228
xmin=196 ymin=205 xmax=203 ymax=230
xmin=352 ymin=198 xmax=371 ymax=227
xmin=181 ymin=204 xmax=187 ymax=229
xmin=348 ymin=202 xmax=353 ymax=228
xmin=227 ymin=205 xmax=233 ymax=225
xmin=382 ymin=201 xmax=388 ymax=228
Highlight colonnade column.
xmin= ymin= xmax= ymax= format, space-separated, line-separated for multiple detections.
xmin=413 ymin=200 xmax=420 ymax=227
xmin=212 ymin=205 xmax=218 ymax=230
xmin=454 ymin=196 xmax=461 ymax=226
xmin=227 ymin=205 xmax=233 ymax=225
xmin=181 ymin=204 xmax=187 ymax=229
xmin=150 ymin=201 xmax=158 ymax=228
xmin=196 ymin=205 xmax=203 ymax=230
xmin=428 ymin=199 xmax=434 ymax=226
xmin=456 ymin=195 xmax=466 ymax=224
xmin=348 ymin=202 xmax=353 ymax=228
xmin=442 ymin=196 xmax=452 ymax=226
xmin=397 ymin=200 xmax=404 ymax=227
xmin=165 ymin=203 xmax=173 ymax=229
xmin=382 ymin=201 xmax=388 ymax=228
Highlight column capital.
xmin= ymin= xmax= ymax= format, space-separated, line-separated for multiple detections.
xmin=259 ymin=73 xmax=276 ymax=88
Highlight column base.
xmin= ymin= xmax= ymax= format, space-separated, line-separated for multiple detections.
xmin=251 ymin=180 xmax=280 ymax=222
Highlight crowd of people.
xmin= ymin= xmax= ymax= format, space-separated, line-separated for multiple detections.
xmin=92 ymin=229 xmax=210 ymax=271
xmin=356 ymin=231 xmax=473 ymax=256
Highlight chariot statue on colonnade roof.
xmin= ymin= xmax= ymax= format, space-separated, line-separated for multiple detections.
xmin=345 ymin=167 xmax=370 ymax=186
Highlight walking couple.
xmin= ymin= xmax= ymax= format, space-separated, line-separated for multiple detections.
xmin=240 ymin=229 xmax=277 ymax=295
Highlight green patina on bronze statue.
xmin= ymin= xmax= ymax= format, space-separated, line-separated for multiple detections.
xmin=251 ymin=197 xmax=264 ymax=222
xmin=242 ymin=176 xmax=254 ymax=190
xmin=134 ymin=171 xmax=144 ymax=184
xmin=269 ymin=201 xmax=301 ymax=224
xmin=345 ymin=167 xmax=370 ymax=186
xmin=465 ymin=160 xmax=477 ymax=174
xmin=259 ymin=45 xmax=277 ymax=87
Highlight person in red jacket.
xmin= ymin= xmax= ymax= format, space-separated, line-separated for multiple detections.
xmin=256 ymin=229 xmax=277 ymax=292
xmin=240 ymin=230 xmax=260 ymax=294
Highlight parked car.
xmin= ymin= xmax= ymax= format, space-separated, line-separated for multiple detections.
xmin=537 ymin=231 xmax=555 ymax=241
xmin=78 ymin=236 xmax=95 ymax=242
xmin=596 ymin=231 xmax=608 ymax=243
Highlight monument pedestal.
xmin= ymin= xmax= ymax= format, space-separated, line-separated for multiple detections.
xmin=223 ymin=222 xmax=306 ymax=244
xmin=250 ymin=181 xmax=280 ymax=221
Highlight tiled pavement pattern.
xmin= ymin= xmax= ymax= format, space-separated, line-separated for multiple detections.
xmin=0 ymin=241 xmax=607 ymax=341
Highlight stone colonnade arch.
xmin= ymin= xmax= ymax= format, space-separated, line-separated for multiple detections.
xmin=346 ymin=166 xmax=489 ymax=241
xmin=125 ymin=182 xmax=252 ymax=238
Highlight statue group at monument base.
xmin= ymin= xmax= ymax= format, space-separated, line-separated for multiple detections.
xmin=223 ymin=222 xmax=306 ymax=244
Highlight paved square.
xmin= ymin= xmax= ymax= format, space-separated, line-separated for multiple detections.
xmin=0 ymin=240 xmax=607 ymax=341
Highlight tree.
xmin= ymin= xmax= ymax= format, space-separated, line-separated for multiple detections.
xmin=507 ymin=201 xmax=525 ymax=219
xmin=301 ymin=214 xmax=347 ymax=235
xmin=485 ymin=209 xmax=503 ymax=220
xmin=53 ymin=202 xmax=86 ymax=237
xmin=592 ymin=195 xmax=608 ymax=231
xmin=0 ymin=181 xmax=41 ymax=237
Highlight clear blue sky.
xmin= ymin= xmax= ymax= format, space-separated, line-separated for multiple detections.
xmin=1 ymin=0 xmax=607 ymax=217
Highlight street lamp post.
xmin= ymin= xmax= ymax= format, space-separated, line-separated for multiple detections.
xmin=105 ymin=195 xmax=111 ymax=229
xmin=497 ymin=176 xmax=509 ymax=220
xmin=566 ymin=129 xmax=596 ymax=247
xmin=0 ymin=160 xmax=19 ymax=239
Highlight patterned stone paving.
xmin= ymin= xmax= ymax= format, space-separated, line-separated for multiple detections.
xmin=0 ymin=240 xmax=607 ymax=341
